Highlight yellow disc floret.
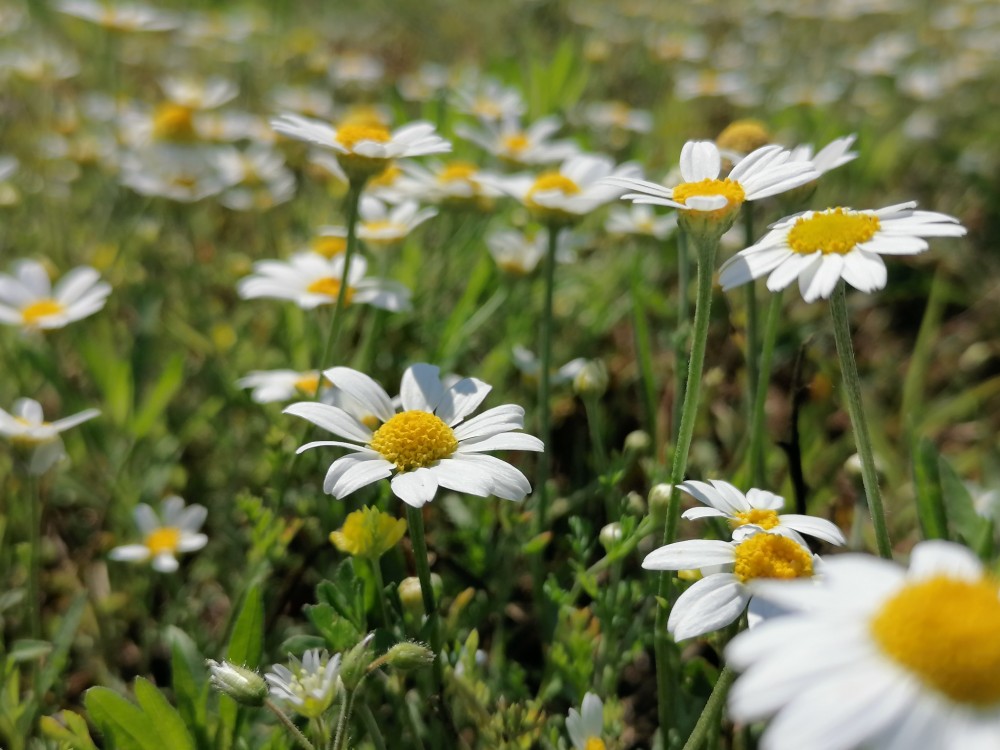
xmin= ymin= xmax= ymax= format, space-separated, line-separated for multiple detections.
xmin=438 ymin=161 xmax=478 ymax=184
xmin=502 ymin=133 xmax=530 ymax=155
xmin=672 ymin=178 xmax=746 ymax=213
xmin=870 ymin=575 xmax=1000 ymax=706
xmin=335 ymin=123 xmax=391 ymax=150
xmin=312 ymin=235 xmax=347 ymax=258
xmin=731 ymin=508 xmax=780 ymax=530
xmin=152 ymin=103 xmax=196 ymax=141
xmin=526 ymin=172 xmax=580 ymax=204
xmin=145 ymin=527 xmax=182 ymax=556
xmin=733 ymin=533 xmax=813 ymax=583
xmin=717 ymin=119 xmax=771 ymax=155
xmin=305 ymin=277 xmax=354 ymax=304
xmin=787 ymin=208 xmax=881 ymax=255
xmin=369 ymin=410 xmax=458 ymax=472
xmin=294 ymin=372 xmax=321 ymax=394
xmin=585 ymin=738 xmax=607 ymax=750
xmin=21 ymin=299 xmax=64 ymax=326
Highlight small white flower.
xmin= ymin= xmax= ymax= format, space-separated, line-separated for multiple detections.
xmin=456 ymin=116 xmax=578 ymax=166
xmin=394 ymin=160 xmax=504 ymax=209
xmin=581 ymin=100 xmax=653 ymax=134
xmin=605 ymin=203 xmax=677 ymax=240
xmin=486 ymin=227 xmax=581 ymax=276
xmin=109 ymin=496 xmax=208 ymax=573
xmin=217 ymin=146 xmax=296 ymax=212
xmin=567 ymin=692 xmax=606 ymax=750
xmin=266 ymin=649 xmax=341 ymax=719
xmin=512 ymin=345 xmax=586 ymax=386
xmin=357 ymin=196 xmax=437 ymax=247
xmin=718 ymin=202 xmax=966 ymax=302
xmin=452 ymin=76 xmax=525 ymax=123
xmin=119 ymin=145 xmax=240 ymax=202
xmin=237 ymin=370 xmax=329 ymax=404
xmin=159 ymin=75 xmax=238 ymax=110
xmin=0 ymin=260 xmax=110 ymax=331
xmin=285 ymin=364 xmax=544 ymax=508
xmin=54 ymin=0 xmax=178 ymax=32
xmin=0 ymin=398 xmax=100 ymax=474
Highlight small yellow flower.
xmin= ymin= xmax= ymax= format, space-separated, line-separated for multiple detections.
xmin=329 ymin=506 xmax=406 ymax=559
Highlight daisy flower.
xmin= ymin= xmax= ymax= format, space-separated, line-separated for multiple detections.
xmin=108 ymin=496 xmax=208 ymax=573
xmin=643 ymin=530 xmax=818 ymax=641
xmin=54 ymin=0 xmax=178 ymax=32
xmin=581 ymin=100 xmax=653 ymax=135
xmin=567 ymin=692 xmax=607 ymax=750
xmin=786 ymin=134 xmax=858 ymax=177
xmin=604 ymin=141 xmax=818 ymax=238
xmin=486 ymin=227 xmax=581 ymax=276
xmin=266 ymin=649 xmax=341 ymax=719
xmin=452 ymin=76 xmax=525 ymax=123
xmin=395 ymin=160 xmax=503 ymax=211
xmin=0 ymin=398 xmax=100 ymax=474
xmin=512 ymin=345 xmax=586 ymax=386
xmin=119 ymin=145 xmax=240 ymax=202
xmin=217 ymin=146 xmax=296 ymax=212
xmin=0 ymin=260 xmax=111 ymax=331
xmin=285 ymin=363 xmax=544 ymax=508
xmin=271 ymin=114 xmax=450 ymax=181
xmin=455 ymin=115 xmax=578 ymax=166
xmin=727 ymin=540 xmax=1000 ymax=750
xmin=605 ymin=203 xmax=677 ymax=240
xmin=237 ymin=369 xmax=330 ymax=403
xmin=718 ymin=202 xmax=967 ymax=302
xmin=357 ymin=196 xmax=437 ymax=248
xmin=236 ymin=252 xmax=411 ymax=312
xmin=678 ymin=479 xmax=846 ymax=546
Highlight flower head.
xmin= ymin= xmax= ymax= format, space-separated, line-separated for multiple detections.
xmin=285 ymin=363 xmax=543 ymax=507
xmin=330 ymin=506 xmax=407 ymax=559
xmin=266 ymin=649 xmax=341 ymax=719
xmin=357 ymin=196 xmax=437 ymax=247
xmin=718 ymin=202 xmax=966 ymax=302
xmin=727 ymin=540 xmax=1000 ymax=750
xmin=0 ymin=398 xmax=100 ymax=474
xmin=0 ymin=260 xmax=110 ymax=331
xmin=109 ymin=496 xmax=208 ymax=573
xmin=567 ymin=692 xmax=606 ymax=750
xmin=456 ymin=115 xmax=577 ymax=166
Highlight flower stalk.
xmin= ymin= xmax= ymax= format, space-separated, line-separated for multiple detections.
xmin=534 ymin=223 xmax=560 ymax=533
xmin=748 ymin=290 xmax=782 ymax=486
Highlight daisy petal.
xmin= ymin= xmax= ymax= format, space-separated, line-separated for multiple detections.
xmin=390 ymin=468 xmax=439 ymax=507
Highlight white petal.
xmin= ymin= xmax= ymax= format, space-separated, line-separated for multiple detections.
xmin=390 ymin=468 xmax=439 ymax=507
xmin=907 ymin=539 xmax=983 ymax=582
xmin=453 ymin=404 xmax=525 ymax=440
xmin=777 ymin=514 xmax=846 ymax=545
xmin=322 ymin=367 xmax=396 ymax=422
xmin=325 ymin=454 xmax=393 ymax=497
xmin=152 ymin=554 xmax=180 ymax=573
xmin=108 ymin=544 xmax=152 ymax=562
xmin=48 ymin=408 xmax=101 ymax=432
xmin=799 ymin=254 xmax=845 ymax=302
xmin=427 ymin=457 xmax=495 ymax=497
xmin=283 ymin=402 xmax=372 ymax=442
xmin=681 ymin=506 xmax=729 ymax=521
xmin=457 ymin=431 xmax=544 ymax=453
xmin=132 ymin=504 xmax=160 ymax=535
xmin=679 ymin=141 xmax=721 ymax=182
xmin=679 ymin=480 xmax=746 ymax=514
xmin=766 ymin=252 xmax=819 ymax=293
xmin=436 ymin=377 xmax=492 ymax=426
xmin=668 ymin=573 xmax=747 ymax=640
xmin=454 ymin=453 xmax=531 ymax=500
xmin=399 ymin=363 xmax=444 ymax=412
xmin=840 ymin=250 xmax=887 ymax=293
xmin=177 ymin=533 xmax=208 ymax=552
xmin=642 ymin=539 xmax=735 ymax=571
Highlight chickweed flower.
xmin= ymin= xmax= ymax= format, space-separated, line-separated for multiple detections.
xmin=0 ymin=260 xmax=110 ymax=331
xmin=567 ymin=692 xmax=606 ymax=750
xmin=0 ymin=398 xmax=100 ymax=474
xmin=727 ymin=541 xmax=1000 ymax=750
xmin=329 ymin=506 xmax=407 ymax=559
xmin=718 ymin=202 xmax=966 ymax=302
xmin=108 ymin=496 xmax=208 ymax=573
xmin=266 ymin=650 xmax=341 ymax=719
xmin=285 ymin=363 xmax=543 ymax=507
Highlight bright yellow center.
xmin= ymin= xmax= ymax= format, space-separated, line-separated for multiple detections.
xmin=787 ymin=208 xmax=881 ymax=255
xmin=502 ymin=133 xmax=530 ymax=153
xmin=671 ymin=178 xmax=746 ymax=212
xmin=152 ymin=103 xmax=196 ymax=141
xmin=294 ymin=373 xmax=321 ymax=394
xmin=716 ymin=119 xmax=771 ymax=154
xmin=732 ymin=533 xmax=813 ymax=583
xmin=361 ymin=219 xmax=397 ymax=234
xmin=171 ymin=175 xmax=198 ymax=189
xmin=22 ymin=299 xmax=64 ymax=325
xmin=584 ymin=739 xmax=606 ymax=750
xmin=335 ymin=124 xmax=391 ymax=150
xmin=305 ymin=277 xmax=353 ymax=304
xmin=870 ymin=575 xmax=1000 ymax=706
xmin=145 ymin=527 xmax=182 ymax=556
xmin=527 ymin=172 xmax=580 ymax=203
xmin=368 ymin=165 xmax=401 ymax=188
xmin=731 ymin=508 xmax=780 ymax=530
xmin=368 ymin=410 xmax=458 ymax=472
xmin=438 ymin=162 xmax=478 ymax=183
xmin=312 ymin=235 xmax=347 ymax=258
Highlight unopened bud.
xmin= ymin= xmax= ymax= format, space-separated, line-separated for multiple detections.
xmin=384 ymin=641 xmax=435 ymax=672
xmin=398 ymin=577 xmax=424 ymax=615
xmin=573 ymin=360 xmax=609 ymax=397
xmin=599 ymin=522 xmax=623 ymax=550
xmin=623 ymin=430 xmax=651 ymax=457
xmin=206 ymin=660 xmax=268 ymax=707
xmin=648 ymin=483 xmax=673 ymax=522
xmin=340 ymin=634 xmax=375 ymax=690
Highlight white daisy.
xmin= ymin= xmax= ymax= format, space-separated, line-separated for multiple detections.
xmin=605 ymin=203 xmax=678 ymax=240
xmin=0 ymin=398 xmax=100 ymax=474
xmin=727 ymin=540 xmax=1000 ymax=750
xmin=581 ymin=100 xmax=653 ymax=134
xmin=395 ymin=160 xmax=503 ymax=211
xmin=285 ymin=363 xmax=544 ymax=508
xmin=643 ymin=530 xmax=818 ymax=641
xmin=678 ymin=480 xmax=846 ymax=546
xmin=270 ymin=115 xmax=450 ymax=181
xmin=485 ymin=227 xmax=581 ymax=276
xmin=236 ymin=252 xmax=411 ymax=312
xmin=452 ymin=76 xmax=525 ymax=123
xmin=604 ymin=141 xmax=818 ymax=237
xmin=455 ymin=115 xmax=578 ymax=166
xmin=217 ymin=146 xmax=296 ymax=212
xmin=357 ymin=196 xmax=437 ymax=247
xmin=0 ymin=260 xmax=111 ymax=331
xmin=119 ymin=145 xmax=240 ymax=202
xmin=266 ymin=649 xmax=341 ymax=719
xmin=54 ymin=0 xmax=178 ymax=32
xmin=567 ymin=692 xmax=606 ymax=750
xmin=787 ymin=134 xmax=858 ymax=177
xmin=718 ymin=202 xmax=967 ymax=302
xmin=237 ymin=369 xmax=330 ymax=404
xmin=108 ymin=496 xmax=208 ymax=573
xmin=160 ymin=75 xmax=238 ymax=111
xmin=512 ymin=345 xmax=587 ymax=386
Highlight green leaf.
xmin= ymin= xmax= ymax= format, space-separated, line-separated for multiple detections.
xmin=304 ymin=603 xmax=361 ymax=653
xmin=939 ymin=455 xmax=991 ymax=553
xmin=40 ymin=710 xmax=100 ymax=749
xmin=37 ymin=593 xmax=88 ymax=703
xmin=912 ymin=437 xmax=948 ymax=540
xmin=226 ymin=586 xmax=264 ymax=669
xmin=8 ymin=640 xmax=52 ymax=663
xmin=131 ymin=353 xmax=185 ymax=438
xmin=85 ymin=687 xmax=153 ymax=750
xmin=167 ymin=627 xmax=210 ymax=749
xmin=134 ymin=677 xmax=195 ymax=750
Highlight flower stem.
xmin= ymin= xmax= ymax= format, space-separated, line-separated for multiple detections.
xmin=404 ymin=506 xmax=443 ymax=685
xmin=748 ymin=290 xmax=782 ymax=486
xmin=369 ymin=557 xmax=391 ymax=629
xmin=830 ymin=281 xmax=893 ymax=559
xmin=534 ymin=223 xmax=560 ymax=533
xmin=265 ymin=699 xmax=315 ymax=750
xmin=673 ymin=231 xmax=690 ymax=444
xmin=331 ymin=688 xmax=356 ymax=750
xmin=680 ymin=666 xmax=737 ymax=750
xmin=358 ymin=703 xmax=388 ymax=750
xmin=742 ymin=204 xmax=759 ymax=443
xmin=27 ymin=474 xmax=41 ymax=640
xmin=630 ymin=247 xmax=659 ymax=444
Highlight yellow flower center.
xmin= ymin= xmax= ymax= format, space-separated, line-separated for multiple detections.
xmin=145 ymin=527 xmax=182 ymax=556
xmin=787 ymin=208 xmax=881 ymax=255
xmin=732 ymin=533 xmax=813 ymax=583
xmin=21 ymin=299 xmax=64 ymax=326
xmin=368 ymin=164 xmax=401 ymax=188
xmin=312 ymin=235 xmax=347 ymax=258
xmin=329 ymin=506 xmax=407 ymax=559
xmin=438 ymin=161 xmax=478 ymax=183
xmin=368 ymin=410 xmax=458 ymax=472
xmin=335 ymin=123 xmax=391 ymax=150
xmin=731 ymin=508 xmax=780 ymax=530
xmin=870 ymin=575 xmax=1000 ymax=706
xmin=585 ymin=739 xmax=606 ymax=750
xmin=527 ymin=172 xmax=581 ymax=203
xmin=171 ymin=174 xmax=198 ymax=189
xmin=671 ymin=178 xmax=746 ymax=213
xmin=716 ymin=119 xmax=771 ymax=155
xmin=294 ymin=373 xmax=321 ymax=394
xmin=502 ymin=133 xmax=530 ymax=154
xmin=305 ymin=277 xmax=354 ymax=304
xmin=472 ymin=98 xmax=503 ymax=119
xmin=152 ymin=103 xmax=196 ymax=141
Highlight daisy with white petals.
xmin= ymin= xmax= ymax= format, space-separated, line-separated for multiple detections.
xmin=285 ymin=364 xmax=544 ymax=508
xmin=357 ymin=196 xmax=437 ymax=248
xmin=727 ymin=540 xmax=1000 ymax=750
xmin=787 ymin=134 xmax=858 ymax=177
xmin=567 ymin=692 xmax=607 ymax=750
xmin=0 ymin=398 xmax=100 ymax=474
xmin=0 ymin=260 xmax=110 ymax=331
xmin=718 ymin=202 xmax=967 ymax=302
xmin=109 ymin=496 xmax=208 ymax=573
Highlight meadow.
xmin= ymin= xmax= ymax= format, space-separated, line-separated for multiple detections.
xmin=1 ymin=0 xmax=999 ymax=748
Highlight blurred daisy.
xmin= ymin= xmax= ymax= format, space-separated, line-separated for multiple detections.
xmin=266 ymin=649 xmax=341 ymax=719
xmin=217 ymin=146 xmax=296 ymax=211
xmin=119 ymin=145 xmax=239 ymax=202
xmin=453 ymin=76 xmax=525 ymax=123
xmin=716 ymin=119 xmax=771 ymax=160
xmin=54 ymin=0 xmax=178 ymax=32
xmin=605 ymin=141 xmax=818 ymax=236
xmin=328 ymin=52 xmax=384 ymax=91
xmin=0 ymin=260 xmax=110 ymax=331
xmin=0 ymin=398 xmax=100 ymax=474
xmin=396 ymin=160 xmax=503 ymax=211
xmin=285 ymin=363 xmax=544 ymax=507
xmin=109 ymin=496 xmax=208 ymax=573
xmin=397 ymin=63 xmax=450 ymax=103
xmin=271 ymin=115 xmax=450 ymax=181
xmin=605 ymin=203 xmax=677 ymax=240
xmin=357 ymin=196 xmax=437 ymax=248
xmin=237 ymin=369 xmax=330 ymax=403
xmin=237 ymin=253 xmax=411 ymax=312
xmin=456 ymin=116 xmax=578 ymax=166
xmin=304 ymin=227 xmax=347 ymax=259
xmin=512 ymin=345 xmax=586 ymax=386
xmin=643 ymin=530 xmax=817 ymax=640
xmin=269 ymin=85 xmax=336 ymax=120
xmin=160 ymin=75 xmax=238 ymax=111
xmin=486 ymin=227 xmax=581 ymax=275
xmin=567 ymin=692 xmax=606 ymax=750
xmin=727 ymin=540 xmax=1000 ymax=750
xmin=678 ymin=480 xmax=845 ymax=546
xmin=581 ymin=100 xmax=653 ymax=134
xmin=718 ymin=202 xmax=966 ymax=302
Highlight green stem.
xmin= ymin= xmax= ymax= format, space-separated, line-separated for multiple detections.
xmin=583 ymin=394 xmax=608 ymax=479
xmin=630 ymin=248 xmax=659 ymax=443
xmin=264 ymin=699 xmax=315 ymax=750
xmin=358 ymin=703 xmax=388 ymax=750
xmin=830 ymin=282 xmax=893 ymax=559
xmin=748 ymin=290 xmax=782 ymax=486
xmin=369 ymin=557 xmax=391 ymax=629
xmin=534 ymin=223 xmax=560 ymax=533
xmin=673 ymin=231 xmax=690 ymax=444
xmin=680 ymin=666 xmax=737 ymax=750
xmin=27 ymin=474 xmax=41 ymax=640
xmin=331 ymin=689 xmax=357 ymax=750
xmin=742 ymin=204 xmax=759 ymax=440
xmin=405 ymin=506 xmax=443 ymax=684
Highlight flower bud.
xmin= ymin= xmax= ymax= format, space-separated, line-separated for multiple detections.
xmin=573 ymin=360 xmax=609 ymax=398
xmin=339 ymin=634 xmax=375 ymax=690
xmin=384 ymin=641 xmax=435 ymax=672
xmin=599 ymin=522 xmax=623 ymax=550
xmin=648 ymin=483 xmax=673 ymax=523
xmin=398 ymin=576 xmax=424 ymax=616
xmin=623 ymin=430 xmax=651 ymax=457
xmin=206 ymin=660 xmax=268 ymax=707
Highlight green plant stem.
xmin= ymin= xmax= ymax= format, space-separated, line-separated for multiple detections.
xmin=830 ymin=281 xmax=893 ymax=559
xmin=27 ymin=474 xmax=41 ymax=640
xmin=534 ymin=223 xmax=560 ymax=534
xmin=358 ymin=703 xmax=388 ymax=750
xmin=265 ymin=699 xmax=315 ymax=750
xmin=583 ymin=394 xmax=608 ymax=479
xmin=742 ymin=204 xmax=759 ymax=441
xmin=681 ymin=666 xmax=737 ymax=750
xmin=630 ymin=248 xmax=659 ymax=443
xmin=405 ymin=506 xmax=443 ymax=685
xmin=369 ymin=557 xmax=391 ymax=629
xmin=331 ymin=689 xmax=357 ymax=750
xmin=673 ymin=231 xmax=690 ymax=444
xmin=749 ymin=290 xmax=782 ymax=486
xmin=655 ymin=231 xmax=719 ymax=747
